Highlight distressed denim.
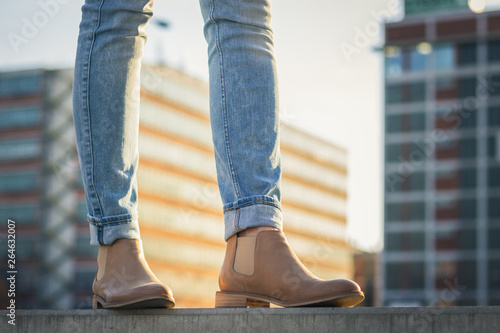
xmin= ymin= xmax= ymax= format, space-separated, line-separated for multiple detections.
xmin=73 ymin=0 xmax=282 ymax=245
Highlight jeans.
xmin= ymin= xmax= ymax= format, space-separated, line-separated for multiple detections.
xmin=72 ymin=0 xmax=283 ymax=245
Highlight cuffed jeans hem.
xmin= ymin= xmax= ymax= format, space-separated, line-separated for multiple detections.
xmin=88 ymin=212 xmax=141 ymax=246
xmin=224 ymin=199 xmax=283 ymax=241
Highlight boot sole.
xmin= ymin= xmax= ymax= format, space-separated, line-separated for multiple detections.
xmin=215 ymin=290 xmax=365 ymax=308
xmin=93 ymin=295 xmax=175 ymax=309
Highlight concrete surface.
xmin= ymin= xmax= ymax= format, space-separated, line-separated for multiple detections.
xmin=1 ymin=306 xmax=499 ymax=333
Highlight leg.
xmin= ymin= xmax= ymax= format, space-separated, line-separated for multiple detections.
xmin=73 ymin=0 xmax=148 ymax=245
xmin=200 ymin=0 xmax=283 ymax=241
xmin=73 ymin=0 xmax=174 ymax=309
xmin=199 ymin=0 xmax=364 ymax=308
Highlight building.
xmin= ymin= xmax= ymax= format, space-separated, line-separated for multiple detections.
xmin=0 ymin=68 xmax=91 ymax=309
xmin=353 ymin=252 xmax=378 ymax=307
xmin=0 ymin=64 xmax=354 ymax=308
xmin=382 ymin=1 xmax=500 ymax=306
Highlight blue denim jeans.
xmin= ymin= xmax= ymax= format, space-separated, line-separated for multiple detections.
xmin=73 ymin=0 xmax=283 ymax=245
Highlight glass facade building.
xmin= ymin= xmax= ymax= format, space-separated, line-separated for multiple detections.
xmin=0 ymin=65 xmax=354 ymax=308
xmin=0 ymin=69 xmax=91 ymax=309
xmin=382 ymin=8 xmax=500 ymax=306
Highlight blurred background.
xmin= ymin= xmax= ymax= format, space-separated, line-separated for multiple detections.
xmin=0 ymin=0 xmax=499 ymax=308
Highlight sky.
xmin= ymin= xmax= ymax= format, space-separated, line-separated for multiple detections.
xmin=2 ymin=0 xmax=500 ymax=252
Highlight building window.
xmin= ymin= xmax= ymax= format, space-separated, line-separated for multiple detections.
xmin=385 ymin=47 xmax=403 ymax=77
xmin=16 ymin=268 xmax=37 ymax=294
xmin=460 ymin=168 xmax=476 ymax=189
xmin=488 ymin=198 xmax=500 ymax=218
xmin=385 ymin=232 xmax=424 ymax=251
xmin=76 ymin=174 xmax=84 ymax=189
xmin=488 ymin=228 xmax=500 ymax=250
xmin=488 ymin=106 xmax=500 ymax=127
xmin=458 ymin=77 xmax=477 ymax=99
xmin=435 ymin=167 xmax=457 ymax=189
xmin=459 ymin=198 xmax=477 ymax=220
xmin=488 ymin=40 xmax=500 ymax=62
xmin=435 ymin=260 xmax=476 ymax=291
xmin=385 ymin=171 xmax=425 ymax=192
xmin=0 ymin=138 xmax=40 ymax=160
xmin=406 ymin=172 xmax=425 ymax=191
xmin=489 ymin=259 xmax=500 ymax=291
xmin=386 ymin=112 xmax=426 ymax=133
xmin=458 ymin=260 xmax=477 ymax=289
xmin=76 ymin=200 xmax=88 ymax=222
xmin=489 ymin=166 xmax=500 ymax=189
xmin=457 ymin=43 xmax=476 ymax=66
xmin=435 ymin=44 xmax=454 ymax=70
xmin=0 ymin=171 xmax=38 ymax=193
xmin=435 ymin=229 xmax=476 ymax=250
xmin=436 ymin=78 xmax=457 ymax=100
xmin=0 ymin=203 xmax=37 ymax=224
xmin=385 ymin=201 xmax=425 ymax=222
xmin=434 ymin=108 xmax=476 ymax=130
xmin=435 ymin=198 xmax=456 ymax=220
xmin=385 ymin=203 xmax=400 ymax=221
xmin=409 ymin=82 xmax=426 ymax=102
xmin=409 ymin=112 xmax=426 ymax=131
xmin=386 ymin=262 xmax=425 ymax=290
xmin=0 ymin=73 xmax=42 ymax=97
xmin=386 ymin=85 xmax=403 ymax=104
xmin=409 ymin=172 xmax=425 ymax=191
xmin=492 ymin=74 xmax=500 ymax=97
xmin=385 ymin=142 xmax=429 ymax=164
xmin=459 ymin=138 xmax=476 ymax=160
xmin=385 ymin=45 xmax=428 ymax=76
xmin=16 ymin=237 xmax=35 ymax=260
xmin=488 ymin=136 xmax=495 ymax=159
xmin=385 ymin=143 xmax=401 ymax=162
xmin=435 ymin=138 xmax=457 ymax=160
xmin=386 ymin=82 xmax=426 ymax=104
xmin=488 ymin=135 xmax=500 ymax=160
xmin=0 ymin=106 xmax=41 ymax=129
xmin=410 ymin=48 xmax=427 ymax=72
xmin=459 ymin=109 xmax=477 ymax=129
xmin=74 ymin=270 xmax=96 ymax=293
xmin=76 ymin=235 xmax=98 ymax=257
xmin=435 ymin=197 xmax=477 ymax=221
xmin=459 ymin=229 xmax=476 ymax=249
xmin=435 ymin=167 xmax=476 ymax=190
xmin=386 ymin=114 xmax=401 ymax=133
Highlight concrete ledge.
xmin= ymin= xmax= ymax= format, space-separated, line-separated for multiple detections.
xmin=1 ymin=307 xmax=500 ymax=333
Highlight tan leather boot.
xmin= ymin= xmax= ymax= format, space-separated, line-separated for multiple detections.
xmin=215 ymin=230 xmax=364 ymax=308
xmin=92 ymin=238 xmax=175 ymax=309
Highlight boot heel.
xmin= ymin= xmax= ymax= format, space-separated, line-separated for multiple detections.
xmin=215 ymin=292 xmax=270 ymax=308
xmin=247 ymin=298 xmax=270 ymax=308
xmin=92 ymin=295 xmax=103 ymax=309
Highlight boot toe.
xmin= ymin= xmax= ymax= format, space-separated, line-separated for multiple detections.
xmin=329 ymin=278 xmax=362 ymax=293
xmin=114 ymin=282 xmax=173 ymax=303
xmin=311 ymin=278 xmax=362 ymax=298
